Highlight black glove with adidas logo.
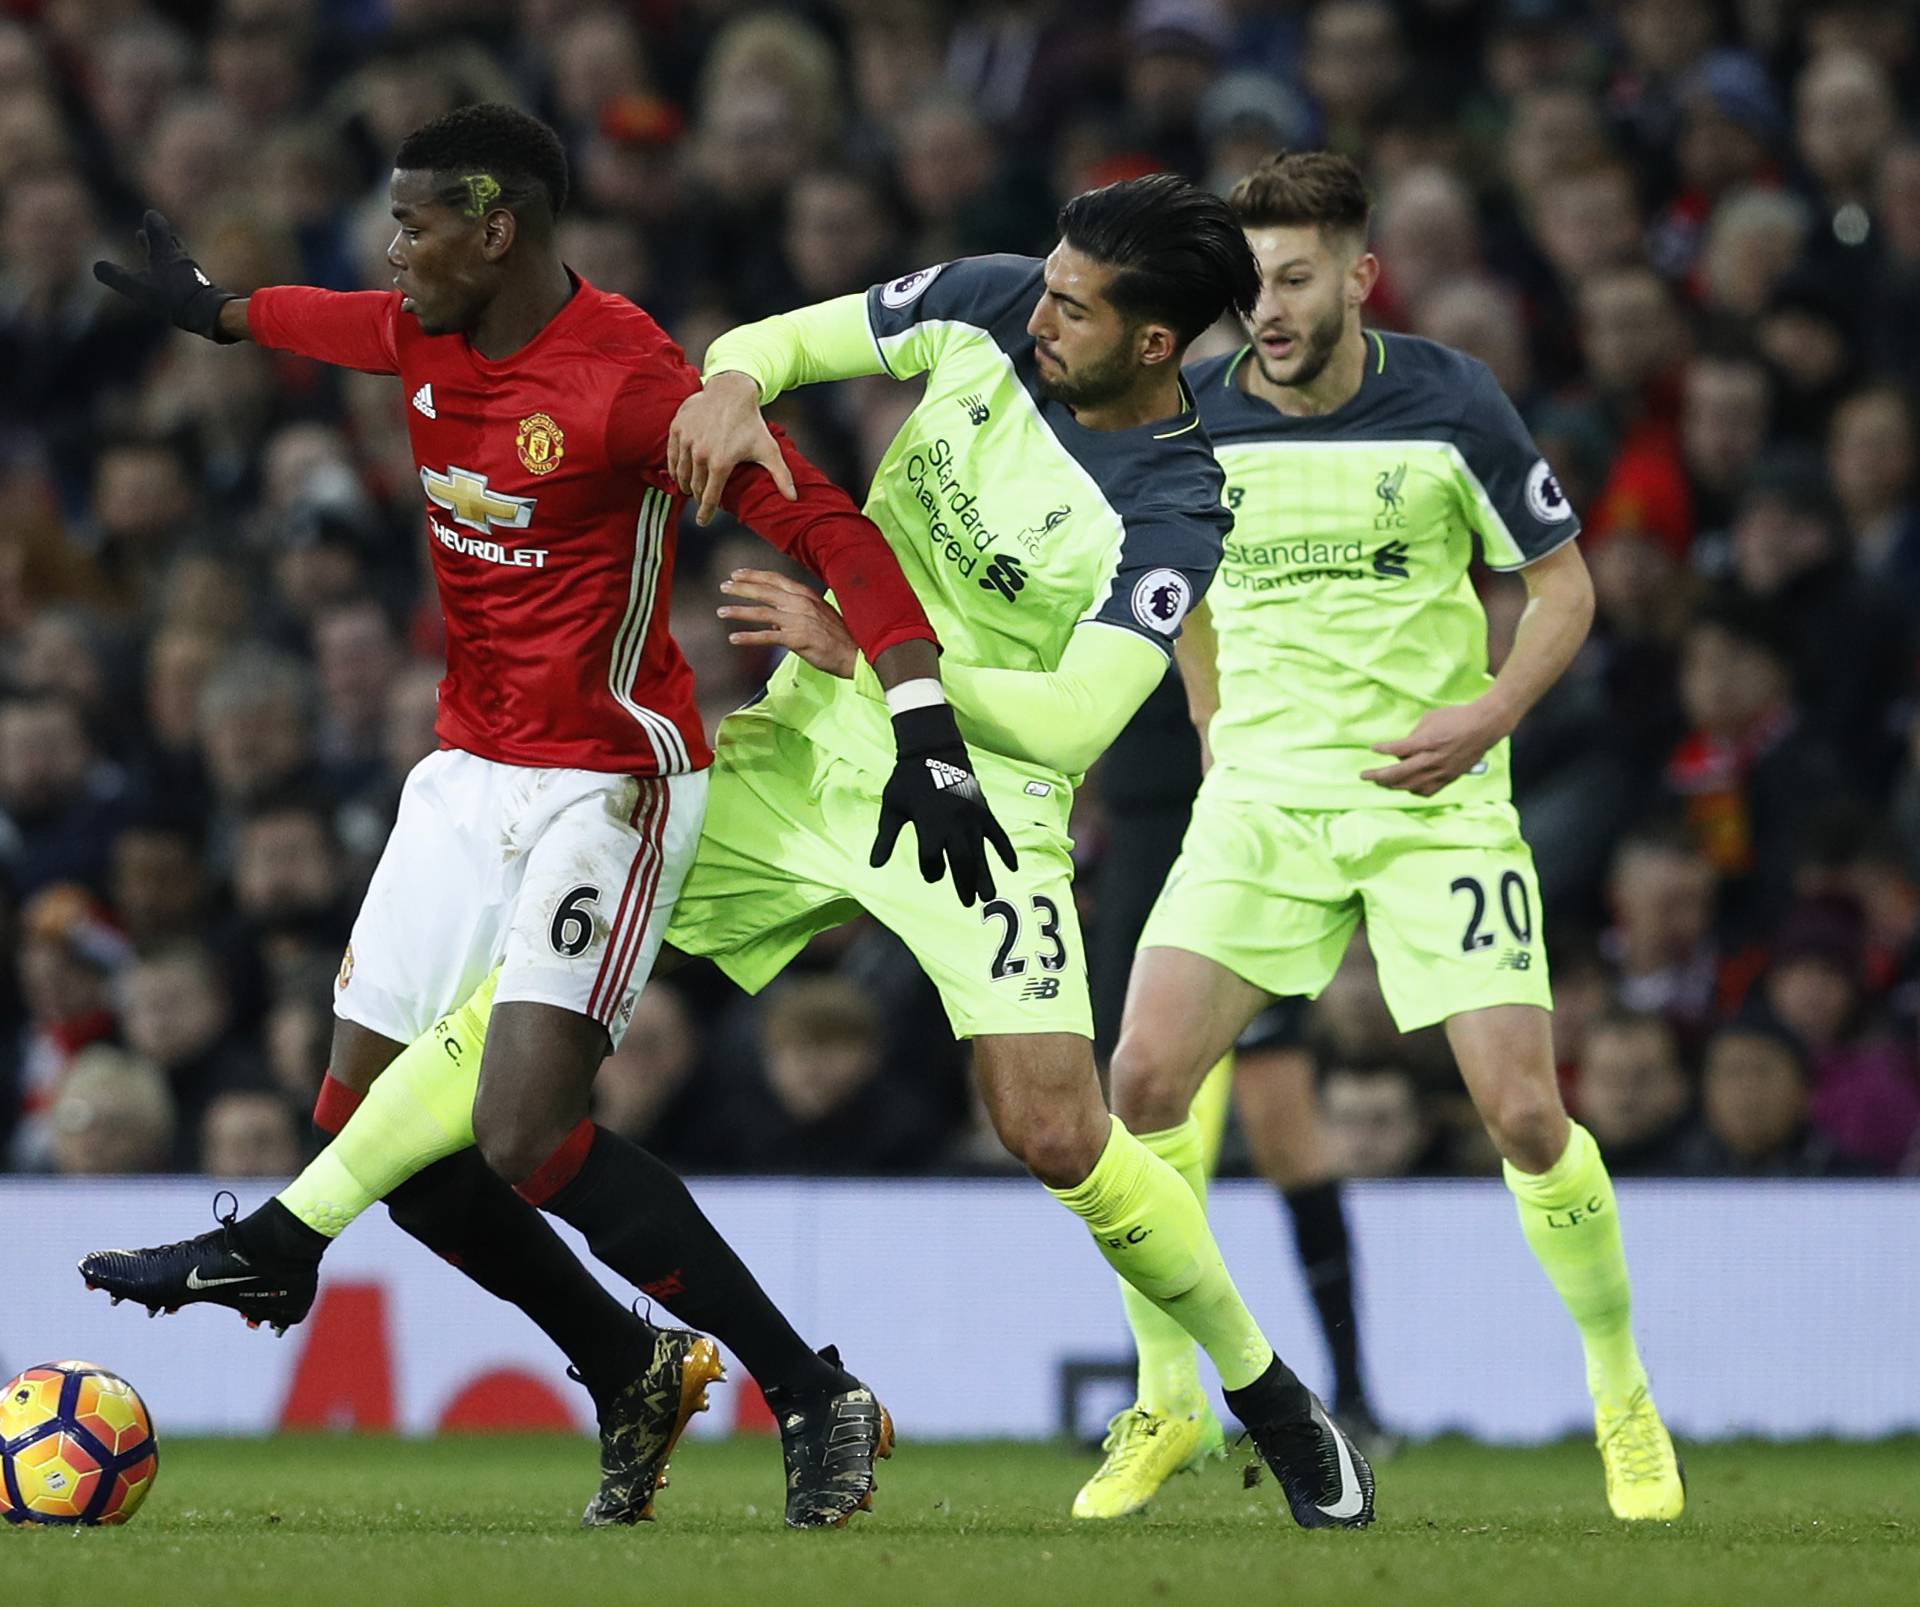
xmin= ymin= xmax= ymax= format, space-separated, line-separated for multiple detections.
xmin=94 ymin=209 xmax=240 ymax=343
xmin=872 ymin=704 xmax=1018 ymax=908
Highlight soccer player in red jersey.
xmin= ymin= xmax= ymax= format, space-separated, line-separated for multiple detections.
xmin=82 ymin=104 xmax=1009 ymax=1526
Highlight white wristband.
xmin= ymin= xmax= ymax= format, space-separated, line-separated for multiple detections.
xmin=883 ymin=677 xmax=947 ymax=715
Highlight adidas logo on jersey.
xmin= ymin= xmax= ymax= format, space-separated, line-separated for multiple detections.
xmin=412 ymin=383 xmax=437 ymax=419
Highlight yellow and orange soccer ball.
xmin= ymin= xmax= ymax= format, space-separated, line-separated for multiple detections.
xmin=1 ymin=1362 xmax=157 ymax=1527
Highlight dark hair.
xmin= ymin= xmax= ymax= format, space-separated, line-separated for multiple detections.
xmin=94 ymin=427 xmax=201 ymax=482
xmin=1057 ymin=173 xmax=1259 ymax=345
xmin=241 ymin=790 xmax=338 ymax=841
xmin=1710 ymin=1015 xmax=1812 ymax=1083
xmin=394 ymin=102 xmax=569 ymax=226
xmin=1688 ymin=333 xmax=1770 ymax=374
xmin=1228 ymin=150 xmax=1372 ymax=242
xmin=1610 ymin=818 xmax=1710 ymax=872
xmin=1689 ymin=589 xmax=1796 ymax=666
xmin=1588 ymin=1008 xmax=1681 ymax=1055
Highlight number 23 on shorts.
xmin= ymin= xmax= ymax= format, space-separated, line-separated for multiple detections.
xmin=982 ymin=894 xmax=1070 ymax=1002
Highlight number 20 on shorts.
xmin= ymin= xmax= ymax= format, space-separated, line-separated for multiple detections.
xmin=1450 ymin=870 xmax=1533 ymax=953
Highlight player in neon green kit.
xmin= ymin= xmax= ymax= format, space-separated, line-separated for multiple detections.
xmin=1074 ymin=152 xmax=1686 ymax=1524
xmin=664 ymin=173 xmax=1372 ymax=1528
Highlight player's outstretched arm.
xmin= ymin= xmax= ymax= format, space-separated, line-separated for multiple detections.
xmin=669 ymin=295 xmax=885 ymax=525
xmin=93 ymin=210 xmax=251 ymax=343
xmin=721 ymin=570 xmax=1168 ymax=779
xmin=1362 ymin=539 xmax=1594 ymax=796
xmin=96 ymin=209 xmax=401 ymax=373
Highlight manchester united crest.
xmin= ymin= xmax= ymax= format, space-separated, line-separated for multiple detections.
xmin=516 ymin=412 xmax=565 ymax=475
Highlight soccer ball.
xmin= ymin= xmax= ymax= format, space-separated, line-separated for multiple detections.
xmin=1 ymin=1362 xmax=158 ymax=1526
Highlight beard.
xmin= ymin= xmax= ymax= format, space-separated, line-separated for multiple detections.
xmin=1252 ymin=296 xmax=1347 ymax=390
xmin=1035 ymin=338 xmax=1138 ymax=410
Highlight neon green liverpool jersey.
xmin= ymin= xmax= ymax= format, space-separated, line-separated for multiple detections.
xmin=1190 ymin=333 xmax=1580 ymax=810
xmin=755 ymin=256 xmax=1229 ymax=808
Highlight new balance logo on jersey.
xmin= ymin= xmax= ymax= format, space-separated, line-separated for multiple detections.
xmin=1497 ymin=949 xmax=1533 ymax=971
xmin=1373 ymin=540 xmax=1410 ymax=579
xmin=978 ymin=552 xmax=1028 ymax=602
xmin=1021 ymin=976 xmax=1061 ymax=1001
xmin=961 ymin=394 xmax=990 ymax=426
xmin=411 ymin=383 xmax=437 ymax=419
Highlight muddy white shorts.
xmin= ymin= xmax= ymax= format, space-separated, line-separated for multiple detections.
xmin=334 ymin=749 xmax=707 ymax=1050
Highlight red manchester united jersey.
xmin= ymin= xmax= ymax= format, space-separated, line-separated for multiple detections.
xmin=248 ymin=277 xmax=933 ymax=776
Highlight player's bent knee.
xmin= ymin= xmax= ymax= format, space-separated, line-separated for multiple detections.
xmin=472 ymin=1110 xmax=568 ymax=1189
xmin=1110 ymin=1040 xmax=1201 ymax=1135
xmin=1007 ymin=1115 xmax=1106 ymax=1190
xmin=1485 ymin=1083 xmax=1569 ymax=1172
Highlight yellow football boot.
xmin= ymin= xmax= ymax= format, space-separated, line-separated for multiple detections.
xmin=1071 ymin=1405 xmax=1226 ymax=1519
xmin=1596 ymin=1386 xmax=1686 ymax=1521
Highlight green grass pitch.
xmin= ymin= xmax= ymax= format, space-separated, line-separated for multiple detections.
xmin=4 ymin=1435 xmax=1914 ymax=1607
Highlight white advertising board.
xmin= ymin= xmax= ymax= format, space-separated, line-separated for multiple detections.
xmin=3 ymin=1178 xmax=1915 ymax=1441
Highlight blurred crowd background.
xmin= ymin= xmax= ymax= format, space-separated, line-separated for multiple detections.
xmin=2 ymin=0 xmax=1918 ymax=1183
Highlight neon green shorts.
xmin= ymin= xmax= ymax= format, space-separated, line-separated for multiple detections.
xmin=1138 ymin=784 xmax=1552 ymax=1031
xmin=666 ymin=708 xmax=1092 ymax=1040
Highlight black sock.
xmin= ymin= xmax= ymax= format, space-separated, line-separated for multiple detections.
xmin=383 ymin=1149 xmax=652 ymax=1407
xmin=236 ymin=1198 xmax=330 ymax=1264
xmin=1222 ymin=1353 xmax=1310 ymax=1428
xmin=1285 ymin=1180 xmax=1365 ymax=1411
xmin=539 ymin=1125 xmax=844 ymax=1398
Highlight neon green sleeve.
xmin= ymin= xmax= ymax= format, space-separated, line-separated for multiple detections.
xmin=701 ymin=294 xmax=886 ymax=405
xmin=854 ymin=622 xmax=1169 ymax=777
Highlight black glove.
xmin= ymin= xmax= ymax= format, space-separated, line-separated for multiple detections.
xmin=871 ymin=703 xmax=1018 ymax=908
xmin=93 ymin=210 xmax=239 ymax=342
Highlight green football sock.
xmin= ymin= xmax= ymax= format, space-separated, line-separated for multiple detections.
xmin=1054 ymin=1116 xmax=1272 ymax=1393
xmin=1115 ymin=1059 xmax=1234 ymax=1411
xmin=1118 ymin=1116 xmax=1209 ymax=1411
xmin=1504 ymin=1121 xmax=1649 ymax=1410
xmin=1189 ymin=1053 xmax=1234 ymax=1174
xmin=279 ymin=973 xmax=498 ymax=1238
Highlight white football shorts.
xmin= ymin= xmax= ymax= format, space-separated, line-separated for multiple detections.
xmin=334 ymin=749 xmax=707 ymax=1050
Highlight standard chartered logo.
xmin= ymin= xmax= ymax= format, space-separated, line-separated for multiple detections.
xmin=902 ymin=436 xmax=1027 ymax=595
xmin=1220 ymin=534 xmax=1413 ymax=591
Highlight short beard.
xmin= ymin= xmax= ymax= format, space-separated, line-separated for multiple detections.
xmin=1252 ymin=297 xmax=1347 ymax=390
xmin=1035 ymin=341 xmax=1138 ymax=410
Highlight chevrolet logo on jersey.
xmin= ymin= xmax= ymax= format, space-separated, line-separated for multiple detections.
xmin=420 ymin=465 xmax=537 ymax=533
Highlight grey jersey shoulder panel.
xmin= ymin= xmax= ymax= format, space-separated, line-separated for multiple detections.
xmin=1194 ymin=331 xmax=1483 ymax=446
xmin=865 ymin=254 xmax=1043 ymax=356
xmin=1193 ymin=332 xmax=1579 ymax=565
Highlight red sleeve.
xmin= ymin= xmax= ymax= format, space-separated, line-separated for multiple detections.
xmin=247 ymin=287 xmax=401 ymax=375
xmin=607 ymin=372 xmax=937 ymax=664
